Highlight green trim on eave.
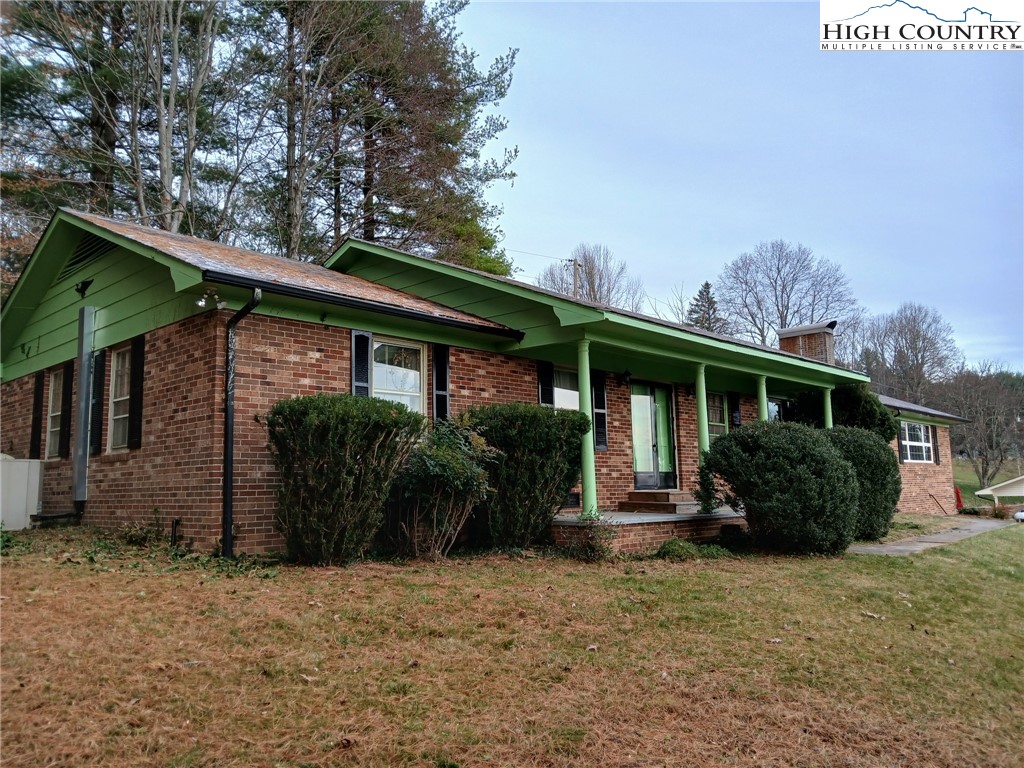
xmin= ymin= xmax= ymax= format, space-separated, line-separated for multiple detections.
xmin=329 ymin=238 xmax=869 ymax=392
xmin=890 ymin=412 xmax=964 ymax=427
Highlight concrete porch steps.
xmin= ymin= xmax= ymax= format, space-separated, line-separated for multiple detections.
xmin=618 ymin=490 xmax=700 ymax=515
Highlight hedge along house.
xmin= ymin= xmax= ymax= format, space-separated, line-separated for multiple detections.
xmin=877 ymin=395 xmax=967 ymax=516
xmin=1 ymin=209 xmax=868 ymax=555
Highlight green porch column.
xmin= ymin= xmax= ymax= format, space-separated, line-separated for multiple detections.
xmin=757 ymin=375 xmax=768 ymax=422
xmin=823 ymin=387 xmax=834 ymax=429
xmin=577 ymin=339 xmax=598 ymax=516
xmin=695 ymin=363 xmax=710 ymax=459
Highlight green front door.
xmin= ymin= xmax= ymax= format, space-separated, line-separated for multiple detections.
xmin=630 ymin=383 xmax=676 ymax=489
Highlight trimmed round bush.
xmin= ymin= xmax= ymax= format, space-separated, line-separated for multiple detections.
xmin=462 ymin=403 xmax=591 ymax=548
xmin=826 ymin=426 xmax=902 ymax=541
xmin=266 ymin=394 xmax=425 ymax=565
xmin=784 ymin=383 xmax=898 ymax=443
xmin=697 ymin=421 xmax=858 ymax=556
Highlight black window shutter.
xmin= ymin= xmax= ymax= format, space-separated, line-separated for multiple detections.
xmin=127 ymin=335 xmax=145 ymax=450
xmin=727 ymin=392 xmax=742 ymax=427
xmin=432 ymin=343 xmax=450 ymax=421
xmin=90 ymin=349 xmax=106 ymax=456
xmin=352 ymin=330 xmax=372 ymax=397
xmin=537 ymin=361 xmax=554 ymax=406
xmin=592 ymin=370 xmax=608 ymax=452
xmin=29 ymin=372 xmax=44 ymax=459
xmin=58 ymin=360 xmax=74 ymax=459
xmin=931 ymin=425 xmax=940 ymax=465
xmin=896 ymin=424 xmax=905 ymax=464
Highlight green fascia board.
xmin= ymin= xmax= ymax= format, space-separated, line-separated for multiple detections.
xmin=600 ymin=314 xmax=867 ymax=387
xmin=328 ymin=239 xmax=869 ymax=391
xmin=888 ymin=411 xmax=965 ymax=427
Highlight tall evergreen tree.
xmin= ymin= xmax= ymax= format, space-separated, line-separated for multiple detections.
xmin=685 ymin=281 xmax=729 ymax=334
xmin=1 ymin=0 xmax=518 ymax=275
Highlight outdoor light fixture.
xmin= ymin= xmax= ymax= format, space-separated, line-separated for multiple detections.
xmin=195 ymin=287 xmax=222 ymax=309
xmin=617 ymin=370 xmax=632 ymax=386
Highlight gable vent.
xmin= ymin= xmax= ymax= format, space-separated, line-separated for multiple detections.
xmin=57 ymin=231 xmax=117 ymax=282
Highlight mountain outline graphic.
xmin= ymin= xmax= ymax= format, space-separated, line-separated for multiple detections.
xmin=830 ymin=1 xmax=1018 ymax=24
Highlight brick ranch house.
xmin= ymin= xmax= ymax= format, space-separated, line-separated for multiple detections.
xmin=4 ymin=208 xmax=932 ymax=555
xmin=877 ymin=395 xmax=966 ymax=516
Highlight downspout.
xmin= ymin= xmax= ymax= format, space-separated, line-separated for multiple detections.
xmin=222 ymin=288 xmax=262 ymax=558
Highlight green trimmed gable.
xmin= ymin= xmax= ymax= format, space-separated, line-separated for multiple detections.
xmin=1 ymin=212 xmax=518 ymax=383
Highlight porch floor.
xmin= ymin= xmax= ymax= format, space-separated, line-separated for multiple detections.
xmin=551 ymin=507 xmax=746 ymax=555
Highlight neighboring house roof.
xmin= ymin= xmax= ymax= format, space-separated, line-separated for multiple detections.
xmin=878 ymin=395 xmax=968 ymax=424
xmin=976 ymin=475 xmax=1024 ymax=499
xmin=63 ymin=210 xmax=514 ymax=336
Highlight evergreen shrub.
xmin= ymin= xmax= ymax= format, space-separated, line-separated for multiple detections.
xmin=695 ymin=421 xmax=858 ymax=555
xmin=393 ymin=420 xmax=494 ymax=559
xmin=266 ymin=394 xmax=424 ymax=565
xmin=826 ymin=426 xmax=902 ymax=540
xmin=784 ymin=383 xmax=898 ymax=443
xmin=462 ymin=403 xmax=591 ymax=548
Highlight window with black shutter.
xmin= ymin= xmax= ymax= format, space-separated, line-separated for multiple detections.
xmin=90 ymin=349 xmax=106 ymax=456
xmin=29 ymin=372 xmax=44 ymax=459
xmin=537 ymin=361 xmax=554 ymax=406
xmin=592 ymin=370 xmax=608 ymax=451
xmin=432 ymin=344 xmax=450 ymax=421
xmin=352 ymin=330 xmax=372 ymax=397
xmin=127 ymin=335 xmax=145 ymax=450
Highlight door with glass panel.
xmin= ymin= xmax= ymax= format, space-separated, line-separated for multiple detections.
xmin=630 ymin=383 xmax=676 ymax=489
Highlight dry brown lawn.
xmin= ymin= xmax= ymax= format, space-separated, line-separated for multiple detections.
xmin=2 ymin=526 xmax=1022 ymax=767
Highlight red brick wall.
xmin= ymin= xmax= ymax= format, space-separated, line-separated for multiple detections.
xmin=447 ymin=347 xmax=537 ymax=415
xmin=890 ymin=425 xmax=957 ymax=515
xmin=2 ymin=308 xmax=777 ymax=551
xmin=1 ymin=313 xmax=224 ymax=548
xmin=594 ymin=377 xmax=634 ymax=510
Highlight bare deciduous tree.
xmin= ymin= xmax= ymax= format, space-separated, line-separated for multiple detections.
xmin=854 ymin=302 xmax=963 ymax=404
xmin=936 ymin=363 xmax=1024 ymax=489
xmin=537 ymin=243 xmax=645 ymax=312
xmin=717 ymin=239 xmax=862 ymax=347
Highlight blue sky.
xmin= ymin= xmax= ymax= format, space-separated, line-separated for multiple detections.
xmin=455 ymin=0 xmax=1024 ymax=369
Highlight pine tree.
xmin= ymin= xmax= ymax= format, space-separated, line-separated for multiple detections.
xmin=685 ymin=281 xmax=730 ymax=334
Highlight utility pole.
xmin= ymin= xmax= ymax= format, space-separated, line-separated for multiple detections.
xmin=572 ymin=257 xmax=580 ymax=299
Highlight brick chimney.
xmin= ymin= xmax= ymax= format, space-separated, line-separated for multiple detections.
xmin=778 ymin=320 xmax=837 ymax=365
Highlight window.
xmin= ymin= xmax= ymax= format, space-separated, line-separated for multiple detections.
xmin=108 ymin=346 xmax=132 ymax=450
xmin=46 ymin=369 xmax=64 ymax=458
xmin=767 ymin=398 xmax=783 ymax=422
xmin=900 ymin=421 xmax=933 ymax=463
xmin=553 ymin=369 xmax=580 ymax=410
xmin=707 ymin=392 xmax=727 ymax=439
xmin=372 ymin=338 xmax=425 ymax=413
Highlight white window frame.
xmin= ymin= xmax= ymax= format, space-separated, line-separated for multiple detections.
xmin=900 ymin=420 xmax=933 ymax=463
xmin=108 ymin=345 xmax=132 ymax=451
xmin=553 ymin=368 xmax=580 ymax=411
xmin=372 ymin=336 xmax=427 ymax=415
xmin=46 ymin=368 xmax=64 ymax=459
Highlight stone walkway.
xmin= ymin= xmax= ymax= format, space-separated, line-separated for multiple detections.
xmin=848 ymin=517 xmax=1017 ymax=556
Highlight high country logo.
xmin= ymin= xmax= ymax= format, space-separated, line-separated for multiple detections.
xmin=820 ymin=0 xmax=1023 ymax=50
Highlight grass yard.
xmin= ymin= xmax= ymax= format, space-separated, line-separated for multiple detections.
xmin=953 ymin=458 xmax=1024 ymax=508
xmin=2 ymin=526 xmax=1022 ymax=768
xmin=877 ymin=512 xmax=963 ymax=544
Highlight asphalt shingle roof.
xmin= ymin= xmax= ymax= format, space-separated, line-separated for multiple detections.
xmin=66 ymin=210 xmax=510 ymax=333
